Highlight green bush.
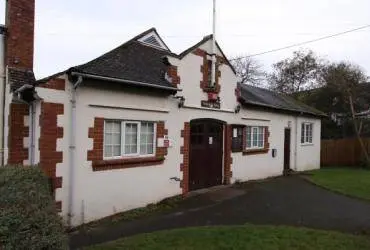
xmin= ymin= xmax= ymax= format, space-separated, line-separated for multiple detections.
xmin=0 ymin=166 xmax=67 ymax=250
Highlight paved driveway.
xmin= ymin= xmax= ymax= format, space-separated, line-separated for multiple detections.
xmin=70 ymin=176 xmax=370 ymax=249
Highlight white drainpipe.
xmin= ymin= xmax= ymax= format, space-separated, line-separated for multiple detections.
xmin=28 ymin=102 xmax=36 ymax=165
xmin=294 ymin=115 xmax=301 ymax=170
xmin=67 ymin=75 xmax=83 ymax=228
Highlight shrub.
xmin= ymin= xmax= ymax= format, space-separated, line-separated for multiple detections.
xmin=0 ymin=166 xmax=67 ymax=250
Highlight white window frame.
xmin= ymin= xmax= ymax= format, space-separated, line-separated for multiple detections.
xmin=301 ymin=122 xmax=313 ymax=145
xmin=103 ymin=120 xmax=156 ymax=159
xmin=246 ymin=126 xmax=265 ymax=150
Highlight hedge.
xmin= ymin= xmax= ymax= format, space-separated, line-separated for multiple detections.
xmin=0 ymin=166 xmax=67 ymax=250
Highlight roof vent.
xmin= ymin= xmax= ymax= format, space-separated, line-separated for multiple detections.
xmin=137 ymin=30 xmax=169 ymax=51
xmin=143 ymin=35 xmax=162 ymax=47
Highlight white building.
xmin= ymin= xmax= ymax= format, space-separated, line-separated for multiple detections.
xmin=2 ymin=0 xmax=324 ymax=227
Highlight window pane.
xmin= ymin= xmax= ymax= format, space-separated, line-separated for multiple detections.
xmin=113 ymin=146 xmax=121 ymax=156
xmin=252 ymin=129 xmax=258 ymax=147
xmin=112 ymin=134 xmax=120 ymax=144
xmin=140 ymin=144 xmax=147 ymax=155
xmin=125 ymin=145 xmax=131 ymax=154
xmin=112 ymin=122 xmax=120 ymax=133
xmin=104 ymin=121 xmax=121 ymax=157
xmin=105 ymin=122 xmax=112 ymax=131
xmin=105 ymin=133 xmax=112 ymax=144
xmin=104 ymin=146 xmax=112 ymax=157
xmin=147 ymin=144 xmax=154 ymax=154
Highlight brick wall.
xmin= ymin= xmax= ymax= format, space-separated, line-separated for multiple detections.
xmin=180 ymin=122 xmax=190 ymax=195
xmin=39 ymin=102 xmax=64 ymax=211
xmin=38 ymin=78 xmax=66 ymax=91
xmin=5 ymin=0 xmax=35 ymax=69
xmin=88 ymin=118 xmax=168 ymax=171
xmin=8 ymin=103 xmax=29 ymax=164
xmin=166 ymin=65 xmax=180 ymax=86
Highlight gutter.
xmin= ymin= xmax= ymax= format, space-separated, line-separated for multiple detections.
xmin=70 ymin=72 xmax=182 ymax=92
xmin=67 ymin=75 xmax=83 ymax=228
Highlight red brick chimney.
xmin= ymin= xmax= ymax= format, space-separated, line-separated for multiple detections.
xmin=5 ymin=0 xmax=35 ymax=69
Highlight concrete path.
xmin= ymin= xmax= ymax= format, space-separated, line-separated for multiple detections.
xmin=70 ymin=176 xmax=370 ymax=249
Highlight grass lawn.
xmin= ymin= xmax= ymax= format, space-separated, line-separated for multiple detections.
xmin=307 ymin=167 xmax=370 ymax=201
xmin=85 ymin=225 xmax=370 ymax=250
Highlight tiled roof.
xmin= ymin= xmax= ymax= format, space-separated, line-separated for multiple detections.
xmin=239 ymin=84 xmax=326 ymax=117
xmin=8 ymin=67 xmax=36 ymax=91
xmin=72 ymin=40 xmax=176 ymax=89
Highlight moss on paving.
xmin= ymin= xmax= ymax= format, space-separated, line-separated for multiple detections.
xmin=308 ymin=167 xmax=370 ymax=201
xmin=86 ymin=224 xmax=370 ymax=250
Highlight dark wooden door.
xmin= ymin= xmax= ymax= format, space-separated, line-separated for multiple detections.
xmin=284 ymin=128 xmax=291 ymax=171
xmin=189 ymin=120 xmax=223 ymax=191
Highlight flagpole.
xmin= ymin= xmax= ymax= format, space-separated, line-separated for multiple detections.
xmin=211 ymin=0 xmax=216 ymax=87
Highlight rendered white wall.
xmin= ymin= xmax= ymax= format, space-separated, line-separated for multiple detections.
xmin=42 ymin=39 xmax=321 ymax=226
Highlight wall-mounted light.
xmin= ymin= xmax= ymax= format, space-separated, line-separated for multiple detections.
xmin=288 ymin=121 xmax=292 ymax=128
xmin=234 ymin=104 xmax=241 ymax=114
xmin=174 ymin=96 xmax=185 ymax=108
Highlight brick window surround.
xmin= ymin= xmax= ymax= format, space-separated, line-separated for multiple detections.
xmin=180 ymin=122 xmax=232 ymax=195
xmin=88 ymin=118 xmax=168 ymax=171
xmin=192 ymin=48 xmax=225 ymax=94
xmin=243 ymin=126 xmax=270 ymax=155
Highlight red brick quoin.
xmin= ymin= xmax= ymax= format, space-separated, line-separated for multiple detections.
xmin=166 ymin=65 xmax=180 ymax=86
xmin=8 ymin=103 xmax=29 ymax=164
xmin=88 ymin=118 xmax=169 ymax=171
xmin=39 ymin=102 xmax=64 ymax=211
xmin=179 ymin=122 xmax=190 ymax=195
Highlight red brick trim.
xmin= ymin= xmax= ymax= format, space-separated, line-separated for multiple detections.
xmin=87 ymin=118 xmax=104 ymax=162
xmin=38 ymin=78 xmax=65 ymax=91
xmin=243 ymin=126 xmax=270 ymax=155
xmin=180 ymin=122 xmax=190 ymax=195
xmin=224 ymin=125 xmax=233 ymax=184
xmin=167 ymin=65 xmax=181 ymax=86
xmin=88 ymin=119 xmax=168 ymax=171
xmin=92 ymin=157 xmax=164 ymax=171
xmin=192 ymin=48 xmax=222 ymax=95
xmin=39 ymin=102 xmax=64 ymax=209
xmin=8 ymin=103 xmax=29 ymax=164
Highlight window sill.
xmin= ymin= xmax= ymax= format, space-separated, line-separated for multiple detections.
xmin=243 ymin=148 xmax=269 ymax=155
xmin=301 ymin=143 xmax=314 ymax=147
xmin=92 ymin=156 xmax=164 ymax=171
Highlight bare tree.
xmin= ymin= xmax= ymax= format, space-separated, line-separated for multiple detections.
xmin=268 ymin=50 xmax=324 ymax=94
xmin=323 ymin=62 xmax=370 ymax=165
xmin=231 ymin=56 xmax=266 ymax=86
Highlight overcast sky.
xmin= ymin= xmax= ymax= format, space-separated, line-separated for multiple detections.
xmin=1 ymin=0 xmax=370 ymax=79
